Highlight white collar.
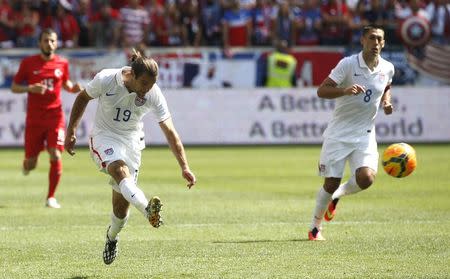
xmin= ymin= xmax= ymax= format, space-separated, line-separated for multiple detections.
xmin=358 ymin=52 xmax=381 ymax=73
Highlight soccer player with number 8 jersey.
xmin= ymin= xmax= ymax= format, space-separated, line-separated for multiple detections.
xmin=11 ymin=28 xmax=83 ymax=209
xmin=308 ymin=25 xmax=395 ymax=241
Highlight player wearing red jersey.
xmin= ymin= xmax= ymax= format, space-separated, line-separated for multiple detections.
xmin=11 ymin=28 xmax=82 ymax=208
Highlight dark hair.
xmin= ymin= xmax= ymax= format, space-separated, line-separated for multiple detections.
xmin=39 ymin=28 xmax=57 ymax=41
xmin=130 ymin=49 xmax=159 ymax=79
xmin=362 ymin=25 xmax=385 ymax=37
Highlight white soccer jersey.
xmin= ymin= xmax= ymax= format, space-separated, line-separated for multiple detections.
xmin=85 ymin=67 xmax=171 ymax=145
xmin=322 ymin=52 xmax=395 ymax=143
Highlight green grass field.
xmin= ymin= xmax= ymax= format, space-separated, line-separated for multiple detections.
xmin=1 ymin=145 xmax=449 ymax=278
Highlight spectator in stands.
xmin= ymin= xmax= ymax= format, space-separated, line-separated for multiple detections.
xmin=251 ymin=0 xmax=275 ymax=46
xmin=179 ymin=0 xmax=202 ymax=47
xmin=41 ymin=0 xmax=80 ymax=48
xmin=222 ymin=0 xmax=252 ymax=48
xmin=425 ymin=0 xmax=450 ymax=43
xmin=90 ymin=1 xmax=120 ymax=48
xmin=111 ymin=0 xmax=129 ymax=10
xmin=272 ymin=0 xmax=296 ymax=46
xmin=382 ymin=0 xmax=401 ymax=45
xmin=199 ymin=0 xmax=223 ymax=46
xmin=320 ymin=0 xmax=351 ymax=45
xmin=144 ymin=0 xmax=164 ymax=46
xmin=363 ymin=0 xmax=384 ymax=25
xmin=395 ymin=0 xmax=428 ymax=19
xmin=153 ymin=1 xmax=186 ymax=46
xmin=263 ymin=39 xmax=297 ymax=87
xmin=25 ymin=0 xmax=41 ymax=10
xmin=293 ymin=0 xmax=322 ymax=46
xmin=74 ymin=0 xmax=91 ymax=47
xmin=15 ymin=0 xmax=40 ymax=47
xmin=240 ymin=0 xmax=256 ymax=11
xmin=346 ymin=0 xmax=359 ymax=12
xmin=119 ymin=0 xmax=149 ymax=47
xmin=348 ymin=0 xmax=368 ymax=46
xmin=0 ymin=0 xmax=15 ymax=48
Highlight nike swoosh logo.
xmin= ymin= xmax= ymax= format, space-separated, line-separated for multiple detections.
xmin=354 ymin=73 xmax=363 ymax=76
xmin=131 ymin=193 xmax=136 ymax=198
xmin=33 ymin=70 xmax=40 ymax=75
xmin=106 ymin=92 xmax=116 ymax=96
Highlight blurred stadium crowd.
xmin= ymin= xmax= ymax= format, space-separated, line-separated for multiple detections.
xmin=0 ymin=0 xmax=448 ymax=49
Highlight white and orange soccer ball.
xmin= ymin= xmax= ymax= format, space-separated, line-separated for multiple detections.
xmin=382 ymin=143 xmax=417 ymax=178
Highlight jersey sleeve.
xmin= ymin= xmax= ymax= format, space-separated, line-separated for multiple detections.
xmin=151 ymin=86 xmax=171 ymax=122
xmin=13 ymin=59 xmax=28 ymax=84
xmin=85 ymin=71 xmax=105 ymax=98
xmin=387 ymin=62 xmax=395 ymax=85
xmin=328 ymin=57 xmax=351 ymax=85
xmin=63 ymin=60 xmax=70 ymax=82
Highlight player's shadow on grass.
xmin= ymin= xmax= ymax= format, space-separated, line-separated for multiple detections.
xmin=67 ymin=277 xmax=90 ymax=279
xmin=213 ymin=239 xmax=309 ymax=244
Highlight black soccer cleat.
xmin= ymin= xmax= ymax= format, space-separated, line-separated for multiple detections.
xmin=103 ymin=227 xmax=118 ymax=265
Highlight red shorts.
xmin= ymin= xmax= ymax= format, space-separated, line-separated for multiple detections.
xmin=24 ymin=120 xmax=65 ymax=158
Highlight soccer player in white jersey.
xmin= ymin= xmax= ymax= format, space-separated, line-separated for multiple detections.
xmin=64 ymin=50 xmax=197 ymax=263
xmin=308 ymin=25 xmax=395 ymax=241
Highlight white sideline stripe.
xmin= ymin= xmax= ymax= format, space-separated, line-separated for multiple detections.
xmin=0 ymin=220 xmax=443 ymax=231
xmin=178 ymin=220 xmax=444 ymax=227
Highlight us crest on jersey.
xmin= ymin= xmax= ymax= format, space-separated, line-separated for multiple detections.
xmin=104 ymin=148 xmax=114 ymax=155
xmin=135 ymin=96 xmax=147 ymax=106
xmin=318 ymin=164 xmax=326 ymax=174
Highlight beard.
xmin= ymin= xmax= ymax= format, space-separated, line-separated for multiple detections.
xmin=40 ymin=48 xmax=54 ymax=58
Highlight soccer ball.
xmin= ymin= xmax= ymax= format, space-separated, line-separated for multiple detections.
xmin=382 ymin=143 xmax=417 ymax=178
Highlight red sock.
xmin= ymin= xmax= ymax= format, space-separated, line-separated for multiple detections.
xmin=48 ymin=160 xmax=62 ymax=198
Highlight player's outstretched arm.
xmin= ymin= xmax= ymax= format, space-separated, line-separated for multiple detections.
xmin=381 ymin=84 xmax=393 ymax=115
xmin=317 ymin=77 xmax=366 ymax=99
xmin=63 ymin=80 xmax=84 ymax=93
xmin=11 ymin=82 xmax=47 ymax=94
xmin=159 ymin=117 xmax=197 ymax=189
xmin=64 ymin=90 xmax=93 ymax=155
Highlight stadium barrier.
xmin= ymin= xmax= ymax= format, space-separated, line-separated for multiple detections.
xmin=1 ymin=46 xmax=440 ymax=90
xmin=1 ymin=87 xmax=449 ymax=146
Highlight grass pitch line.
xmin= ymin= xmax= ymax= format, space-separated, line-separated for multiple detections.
xmin=0 ymin=220 xmax=444 ymax=231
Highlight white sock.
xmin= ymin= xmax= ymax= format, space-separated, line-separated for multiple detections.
xmin=331 ymin=176 xmax=362 ymax=200
xmin=107 ymin=212 xmax=129 ymax=240
xmin=119 ymin=178 xmax=149 ymax=217
xmin=310 ymin=187 xmax=332 ymax=230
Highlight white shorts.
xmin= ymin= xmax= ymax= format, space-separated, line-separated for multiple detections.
xmin=318 ymin=137 xmax=378 ymax=178
xmin=89 ymin=135 xmax=142 ymax=192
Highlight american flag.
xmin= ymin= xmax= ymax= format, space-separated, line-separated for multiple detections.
xmin=405 ymin=42 xmax=450 ymax=83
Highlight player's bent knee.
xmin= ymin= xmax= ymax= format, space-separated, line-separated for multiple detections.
xmin=48 ymin=149 xmax=62 ymax=161
xmin=356 ymin=175 xmax=375 ymax=189
xmin=323 ymin=177 xmax=341 ymax=193
xmin=107 ymin=161 xmax=130 ymax=183
xmin=24 ymin=159 xmax=38 ymax=170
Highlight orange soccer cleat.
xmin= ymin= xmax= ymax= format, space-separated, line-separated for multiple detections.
xmin=324 ymin=199 xmax=339 ymax=222
xmin=308 ymin=227 xmax=326 ymax=241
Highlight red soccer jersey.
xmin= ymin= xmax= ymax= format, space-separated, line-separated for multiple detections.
xmin=13 ymin=55 xmax=69 ymax=122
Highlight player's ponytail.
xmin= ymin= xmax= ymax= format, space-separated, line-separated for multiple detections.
xmin=130 ymin=48 xmax=159 ymax=79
